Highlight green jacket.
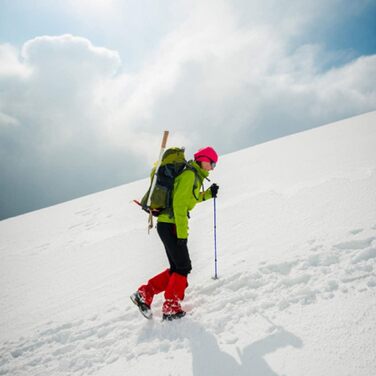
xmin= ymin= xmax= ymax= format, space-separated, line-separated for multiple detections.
xmin=158 ymin=161 xmax=213 ymax=239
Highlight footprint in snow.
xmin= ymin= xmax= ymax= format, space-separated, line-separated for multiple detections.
xmin=334 ymin=237 xmax=375 ymax=251
xmin=0 ymin=308 xmax=137 ymax=376
xmin=194 ymin=231 xmax=376 ymax=318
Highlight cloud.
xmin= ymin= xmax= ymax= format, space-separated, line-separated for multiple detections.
xmin=22 ymin=34 xmax=120 ymax=76
xmin=0 ymin=35 xmax=137 ymax=218
xmin=0 ymin=0 xmax=376 ymax=219
xmin=96 ymin=0 xmax=376 ymax=151
xmin=0 ymin=44 xmax=31 ymax=77
xmin=1 ymin=35 xmax=120 ymax=133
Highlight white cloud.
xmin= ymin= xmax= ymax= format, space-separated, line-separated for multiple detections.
xmin=0 ymin=44 xmax=31 ymax=77
xmin=21 ymin=34 xmax=120 ymax=84
xmin=93 ymin=1 xmax=376 ymax=152
xmin=0 ymin=35 xmax=132 ymax=218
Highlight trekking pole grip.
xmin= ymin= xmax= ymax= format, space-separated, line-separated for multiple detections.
xmin=161 ymin=130 xmax=169 ymax=148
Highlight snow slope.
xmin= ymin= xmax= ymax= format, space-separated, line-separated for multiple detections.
xmin=1 ymin=111 xmax=376 ymax=376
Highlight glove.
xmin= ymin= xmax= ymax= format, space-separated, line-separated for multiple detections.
xmin=177 ymin=238 xmax=188 ymax=248
xmin=210 ymin=183 xmax=219 ymax=198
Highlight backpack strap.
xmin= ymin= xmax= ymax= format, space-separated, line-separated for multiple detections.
xmin=185 ymin=161 xmax=211 ymax=201
xmin=184 ymin=162 xmax=201 ymax=200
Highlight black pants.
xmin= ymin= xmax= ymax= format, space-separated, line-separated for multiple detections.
xmin=157 ymin=222 xmax=192 ymax=276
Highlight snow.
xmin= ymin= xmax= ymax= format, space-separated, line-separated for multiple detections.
xmin=1 ymin=111 xmax=376 ymax=376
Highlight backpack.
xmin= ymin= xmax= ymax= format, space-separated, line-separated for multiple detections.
xmin=139 ymin=147 xmax=199 ymax=217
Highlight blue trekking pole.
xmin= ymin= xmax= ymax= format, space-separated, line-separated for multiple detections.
xmin=213 ymin=197 xmax=218 ymax=279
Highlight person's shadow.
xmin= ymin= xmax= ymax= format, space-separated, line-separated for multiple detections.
xmin=188 ymin=320 xmax=302 ymax=376
xmin=240 ymin=328 xmax=303 ymax=376
xmin=138 ymin=314 xmax=303 ymax=376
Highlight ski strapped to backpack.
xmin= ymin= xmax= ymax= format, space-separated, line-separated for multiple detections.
xmin=140 ymin=130 xmax=169 ymax=232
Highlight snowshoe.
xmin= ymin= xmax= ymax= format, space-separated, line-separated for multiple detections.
xmin=130 ymin=291 xmax=153 ymax=319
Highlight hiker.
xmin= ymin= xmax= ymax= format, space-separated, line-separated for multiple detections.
xmin=131 ymin=146 xmax=219 ymax=320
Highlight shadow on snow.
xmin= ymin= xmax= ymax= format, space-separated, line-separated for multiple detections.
xmin=138 ymin=314 xmax=303 ymax=376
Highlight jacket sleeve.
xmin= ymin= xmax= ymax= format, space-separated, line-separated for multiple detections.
xmin=198 ymin=189 xmax=212 ymax=202
xmin=173 ymin=171 xmax=196 ymax=239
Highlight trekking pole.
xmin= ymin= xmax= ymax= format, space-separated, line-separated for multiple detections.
xmin=213 ymin=197 xmax=218 ymax=279
xmin=147 ymin=130 xmax=169 ymax=233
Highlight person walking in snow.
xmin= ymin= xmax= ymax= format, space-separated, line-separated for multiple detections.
xmin=131 ymin=146 xmax=219 ymax=321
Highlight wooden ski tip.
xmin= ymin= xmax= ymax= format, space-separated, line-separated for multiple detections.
xmin=161 ymin=130 xmax=169 ymax=148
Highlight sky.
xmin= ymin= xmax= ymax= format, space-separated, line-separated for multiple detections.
xmin=0 ymin=0 xmax=376 ymax=220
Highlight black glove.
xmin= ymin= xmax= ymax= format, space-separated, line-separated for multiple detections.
xmin=210 ymin=183 xmax=219 ymax=198
xmin=177 ymin=238 xmax=188 ymax=248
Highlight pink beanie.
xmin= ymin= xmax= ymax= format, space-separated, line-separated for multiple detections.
xmin=194 ymin=146 xmax=218 ymax=164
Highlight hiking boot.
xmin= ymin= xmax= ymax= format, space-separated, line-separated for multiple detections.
xmin=162 ymin=310 xmax=186 ymax=321
xmin=130 ymin=291 xmax=153 ymax=319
